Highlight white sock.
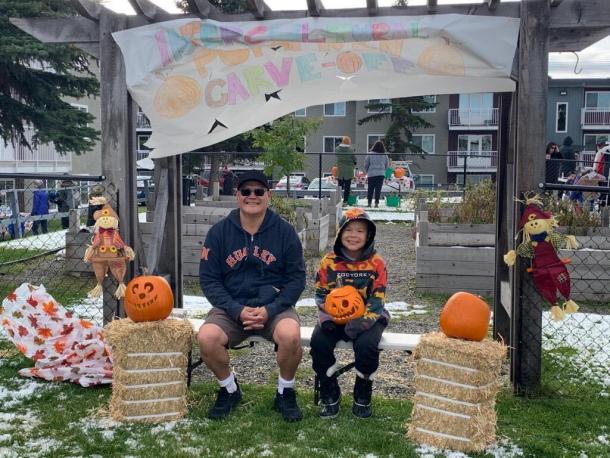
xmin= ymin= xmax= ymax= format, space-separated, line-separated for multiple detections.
xmin=355 ymin=369 xmax=376 ymax=380
xmin=278 ymin=375 xmax=295 ymax=394
xmin=219 ymin=372 xmax=237 ymax=393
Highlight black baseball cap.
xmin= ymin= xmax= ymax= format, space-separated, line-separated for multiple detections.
xmin=237 ymin=170 xmax=270 ymax=190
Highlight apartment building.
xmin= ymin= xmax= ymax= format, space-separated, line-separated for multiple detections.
xmin=547 ymin=78 xmax=610 ymax=167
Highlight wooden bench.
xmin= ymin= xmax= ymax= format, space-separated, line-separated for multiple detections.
xmin=186 ymin=318 xmax=421 ymax=404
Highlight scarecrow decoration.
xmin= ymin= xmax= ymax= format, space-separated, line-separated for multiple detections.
xmin=84 ymin=197 xmax=135 ymax=299
xmin=503 ymin=194 xmax=579 ymax=321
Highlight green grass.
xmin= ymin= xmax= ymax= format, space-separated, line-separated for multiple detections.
xmin=0 ymin=247 xmax=48 ymax=263
xmin=1 ymin=341 xmax=609 ymax=457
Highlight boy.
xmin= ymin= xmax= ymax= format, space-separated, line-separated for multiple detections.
xmin=310 ymin=208 xmax=389 ymax=419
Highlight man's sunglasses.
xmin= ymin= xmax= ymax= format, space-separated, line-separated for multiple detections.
xmin=239 ymin=187 xmax=266 ymax=197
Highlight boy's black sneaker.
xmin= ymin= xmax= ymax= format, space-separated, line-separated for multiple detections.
xmin=352 ymin=377 xmax=373 ymax=418
xmin=273 ymin=388 xmax=303 ymax=422
xmin=208 ymin=382 xmax=242 ymax=420
xmin=319 ymin=378 xmax=341 ymax=419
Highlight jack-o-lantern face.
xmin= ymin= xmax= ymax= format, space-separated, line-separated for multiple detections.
xmin=124 ymin=276 xmax=173 ymax=322
xmin=324 ymin=285 xmax=365 ymax=324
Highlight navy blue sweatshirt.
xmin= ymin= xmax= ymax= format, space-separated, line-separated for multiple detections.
xmin=199 ymin=208 xmax=306 ymax=322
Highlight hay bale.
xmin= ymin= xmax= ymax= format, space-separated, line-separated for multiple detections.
xmin=105 ymin=318 xmax=193 ymax=423
xmin=407 ymin=332 xmax=507 ymax=453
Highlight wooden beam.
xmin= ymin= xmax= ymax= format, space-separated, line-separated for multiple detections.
xmin=246 ymin=0 xmax=268 ymax=20
xmin=127 ymin=0 xmax=173 ymax=22
xmin=147 ymin=167 xmax=168 ymax=274
xmin=9 ymin=17 xmax=98 ymax=44
xmin=185 ymin=0 xmax=219 ymax=19
xmin=549 ymin=26 xmax=610 ymax=52
xmin=427 ymin=0 xmax=438 ymax=13
xmin=512 ymin=0 xmax=550 ymax=394
xmin=550 ymin=0 xmax=563 ymax=6
xmin=307 ymin=0 xmax=324 ymax=17
xmin=70 ymin=0 xmax=102 ymax=22
xmin=366 ymin=0 xmax=378 ymax=16
xmin=487 ymin=0 xmax=500 ymax=11
xmin=550 ymin=0 xmax=610 ymax=29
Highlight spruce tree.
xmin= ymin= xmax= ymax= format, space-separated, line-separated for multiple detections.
xmin=0 ymin=0 xmax=99 ymax=155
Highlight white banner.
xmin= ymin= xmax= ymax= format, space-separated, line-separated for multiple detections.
xmin=113 ymin=15 xmax=519 ymax=158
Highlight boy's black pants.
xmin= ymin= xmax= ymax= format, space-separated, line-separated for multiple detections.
xmin=310 ymin=321 xmax=385 ymax=378
xmin=338 ymin=178 xmax=352 ymax=203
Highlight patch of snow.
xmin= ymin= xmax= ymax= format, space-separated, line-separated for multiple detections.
xmin=415 ymin=438 xmax=524 ymax=458
xmin=0 ymin=379 xmax=57 ymax=409
xmin=598 ymin=435 xmax=609 ymax=445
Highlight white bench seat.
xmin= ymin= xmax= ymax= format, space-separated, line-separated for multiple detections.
xmin=188 ymin=319 xmax=420 ymax=352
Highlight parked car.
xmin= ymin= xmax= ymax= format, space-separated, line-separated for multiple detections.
xmin=137 ymin=175 xmax=154 ymax=206
xmin=274 ymin=175 xmax=310 ymax=190
xmin=307 ymin=177 xmax=339 ymax=191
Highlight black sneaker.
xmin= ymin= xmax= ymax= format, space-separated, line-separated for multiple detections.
xmin=352 ymin=377 xmax=373 ymax=418
xmin=319 ymin=378 xmax=341 ymax=419
xmin=208 ymin=382 xmax=242 ymax=420
xmin=273 ymin=388 xmax=303 ymax=422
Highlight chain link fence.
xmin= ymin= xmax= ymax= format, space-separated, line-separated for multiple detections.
xmin=0 ymin=176 xmax=118 ymax=327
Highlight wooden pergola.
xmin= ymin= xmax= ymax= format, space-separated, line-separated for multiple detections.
xmin=11 ymin=0 xmax=610 ymax=393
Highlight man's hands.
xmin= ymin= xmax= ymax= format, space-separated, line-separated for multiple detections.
xmin=240 ymin=306 xmax=269 ymax=331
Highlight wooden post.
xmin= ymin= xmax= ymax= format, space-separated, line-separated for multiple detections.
xmin=511 ymin=0 xmax=550 ymax=394
xmin=418 ymin=211 xmax=429 ymax=247
xmin=493 ymin=93 xmax=514 ymax=346
xmin=8 ymin=190 xmax=21 ymax=239
xmin=99 ymin=10 xmax=138 ymax=322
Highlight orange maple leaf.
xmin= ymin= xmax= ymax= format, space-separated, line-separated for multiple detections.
xmin=7 ymin=291 xmax=17 ymax=302
xmin=53 ymin=341 xmax=66 ymax=354
xmin=79 ymin=319 xmax=93 ymax=329
xmin=43 ymin=301 xmax=58 ymax=316
xmin=37 ymin=327 xmax=53 ymax=339
xmin=16 ymin=344 xmax=27 ymax=354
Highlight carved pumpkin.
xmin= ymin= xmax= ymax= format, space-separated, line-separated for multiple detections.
xmin=336 ymin=51 xmax=363 ymax=74
xmin=439 ymin=291 xmax=490 ymax=341
xmin=331 ymin=166 xmax=338 ymax=177
xmin=154 ymin=75 xmax=202 ymax=118
xmin=124 ymin=276 xmax=174 ymax=322
xmin=394 ymin=167 xmax=405 ymax=178
xmin=417 ymin=37 xmax=465 ymax=76
xmin=324 ymin=285 xmax=365 ymax=324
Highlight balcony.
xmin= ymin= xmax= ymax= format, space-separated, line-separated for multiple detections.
xmin=447 ymin=151 xmax=497 ymax=172
xmin=579 ymin=150 xmax=596 ymax=169
xmin=581 ymin=108 xmax=610 ymax=129
xmin=0 ymin=128 xmax=71 ymax=173
xmin=136 ymin=111 xmax=151 ymax=130
xmin=448 ymin=108 xmax=499 ymax=130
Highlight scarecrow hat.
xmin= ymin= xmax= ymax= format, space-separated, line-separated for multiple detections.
xmin=519 ymin=204 xmax=553 ymax=228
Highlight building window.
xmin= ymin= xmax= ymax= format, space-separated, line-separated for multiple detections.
xmin=414 ymin=174 xmax=434 ymax=187
xmin=556 ymin=102 xmax=568 ymax=133
xmin=324 ymin=102 xmax=346 ymax=117
xmin=413 ymin=95 xmax=437 ymax=113
xmin=367 ymin=134 xmax=385 ymax=151
xmin=137 ymin=134 xmax=151 ymax=151
xmin=458 ymin=135 xmax=492 ymax=156
xmin=323 ymin=136 xmax=343 ymax=153
xmin=458 ymin=93 xmax=493 ymax=110
xmin=367 ymin=99 xmax=391 ymax=113
xmin=456 ymin=174 xmax=492 ymax=185
xmin=585 ymin=91 xmax=610 ymax=109
xmin=584 ymin=134 xmax=610 ymax=152
xmin=298 ymin=135 xmax=306 ymax=153
xmin=70 ymin=103 xmax=89 ymax=127
xmin=412 ymin=134 xmax=435 ymax=154
xmin=294 ymin=108 xmax=306 ymax=117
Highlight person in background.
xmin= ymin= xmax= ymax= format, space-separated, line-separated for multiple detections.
xmin=31 ymin=180 xmax=50 ymax=235
xmin=221 ymin=166 xmax=236 ymax=196
xmin=311 ymin=208 xmax=389 ymax=419
xmin=335 ymin=136 xmax=356 ymax=205
xmin=54 ymin=180 xmax=76 ymax=229
xmin=86 ymin=184 xmax=105 ymax=227
xmin=198 ymin=171 xmax=306 ymax=422
xmin=545 ymin=142 xmax=562 ymax=186
xmin=364 ymin=141 xmax=390 ymax=208
xmin=559 ymin=136 xmax=577 ymax=179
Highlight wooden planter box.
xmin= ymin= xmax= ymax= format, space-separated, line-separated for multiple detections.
xmin=415 ymin=209 xmax=610 ymax=300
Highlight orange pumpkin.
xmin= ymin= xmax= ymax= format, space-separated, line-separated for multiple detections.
xmin=336 ymin=51 xmax=363 ymax=74
xmin=153 ymin=75 xmax=202 ymax=118
xmin=331 ymin=166 xmax=338 ymax=177
xmin=394 ymin=167 xmax=405 ymax=178
xmin=324 ymin=285 xmax=365 ymax=324
xmin=124 ymin=276 xmax=174 ymax=322
xmin=440 ymin=292 xmax=490 ymax=341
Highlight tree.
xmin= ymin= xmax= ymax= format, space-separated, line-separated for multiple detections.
xmin=251 ymin=116 xmax=322 ymax=193
xmin=0 ymin=1 xmax=99 ymax=155
xmin=358 ymin=97 xmax=436 ymax=159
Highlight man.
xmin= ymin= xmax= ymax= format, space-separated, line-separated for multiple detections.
xmin=198 ymin=170 xmax=306 ymax=422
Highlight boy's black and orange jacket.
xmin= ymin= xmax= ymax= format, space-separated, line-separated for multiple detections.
xmin=315 ymin=239 xmax=389 ymax=339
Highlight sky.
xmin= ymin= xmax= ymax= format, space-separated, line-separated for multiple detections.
xmin=100 ymin=0 xmax=610 ymax=79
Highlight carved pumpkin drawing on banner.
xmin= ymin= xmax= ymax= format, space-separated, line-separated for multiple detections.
xmin=336 ymin=51 xmax=363 ymax=74
xmin=417 ymin=37 xmax=465 ymax=76
xmin=324 ymin=285 xmax=366 ymax=325
xmin=124 ymin=275 xmax=174 ymax=322
xmin=154 ymin=75 xmax=202 ymax=118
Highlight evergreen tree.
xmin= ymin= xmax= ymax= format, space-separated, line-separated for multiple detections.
xmin=358 ymin=97 xmax=436 ymax=159
xmin=0 ymin=0 xmax=100 ymax=155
